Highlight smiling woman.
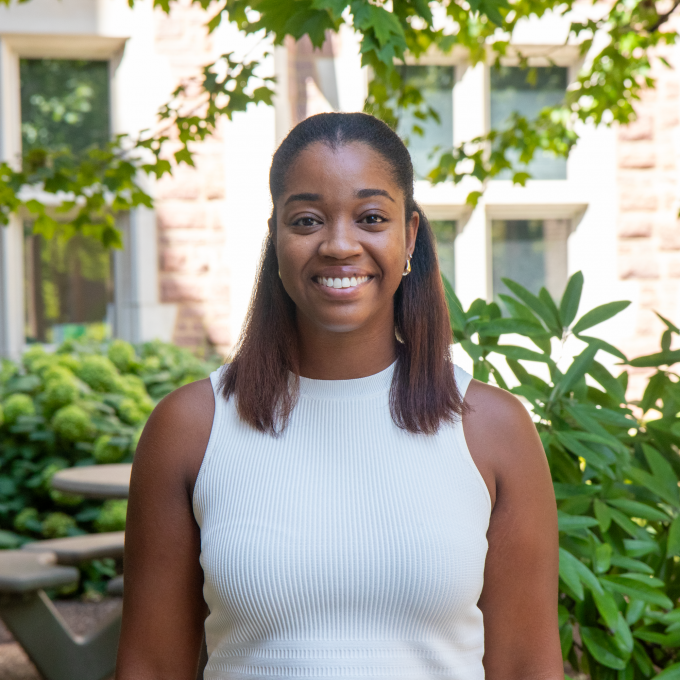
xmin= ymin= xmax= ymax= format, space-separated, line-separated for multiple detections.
xmin=116 ymin=113 xmax=562 ymax=680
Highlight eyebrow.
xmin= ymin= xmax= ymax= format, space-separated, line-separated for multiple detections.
xmin=284 ymin=193 xmax=321 ymax=205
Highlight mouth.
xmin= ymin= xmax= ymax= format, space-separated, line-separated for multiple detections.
xmin=313 ymin=275 xmax=372 ymax=291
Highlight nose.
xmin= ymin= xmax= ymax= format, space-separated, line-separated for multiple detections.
xmin=318 ymin=217 xmax=362 ymax=260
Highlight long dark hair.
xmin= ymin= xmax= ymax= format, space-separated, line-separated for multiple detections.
xmin=220 ymin=112 xmax=465 ymax=435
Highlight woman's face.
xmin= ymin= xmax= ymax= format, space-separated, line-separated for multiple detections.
xmin=272 ymin=141 xmax=419 ymax=335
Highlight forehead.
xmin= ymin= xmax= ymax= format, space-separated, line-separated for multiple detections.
xmin=282 ymin=141 xmax=403 ymax=202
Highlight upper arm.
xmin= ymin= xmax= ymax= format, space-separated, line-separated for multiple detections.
xmin=463 ymin=380 xmax=563 ymax=680
xmin=115 ymin=378 xmax=215 ymax=680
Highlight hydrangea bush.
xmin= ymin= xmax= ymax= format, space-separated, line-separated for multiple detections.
xmin=0 ymin=337 xmax=219 ymax=550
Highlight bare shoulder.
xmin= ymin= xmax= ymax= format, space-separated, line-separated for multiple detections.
xmin=133 ymin=377 xmax=216 ymax=497
xmin=462 ymin=379 xmax=548 ymax=506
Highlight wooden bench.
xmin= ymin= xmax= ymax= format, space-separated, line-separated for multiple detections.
xmin=0 ymin=550 xmax=120 ymax=680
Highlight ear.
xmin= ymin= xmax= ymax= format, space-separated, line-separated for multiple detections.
xmin=406 ymin=210 xmax=420 ymax=255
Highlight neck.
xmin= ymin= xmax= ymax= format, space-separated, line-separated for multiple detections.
xmin=295 ymin=313 xmax=397 ymax=381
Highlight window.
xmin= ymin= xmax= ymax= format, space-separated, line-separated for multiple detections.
xmin=397 ymin=66 xmax=454 ymax=180
xmin=431 ymin=219 xmax=457 ymax=289
xmin=490 ymin=66 xmax=568 ymax=180
xmin=20 ymin=59 xmax=113 ymax=344
xmin=491 ymin=219 xmax=569 ymax=302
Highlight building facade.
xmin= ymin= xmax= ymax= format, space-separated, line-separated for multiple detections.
xmin=0 ymin=0 xmax=678 ymax=392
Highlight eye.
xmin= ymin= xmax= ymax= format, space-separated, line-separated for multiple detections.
xmin=292 ymin=216 xmax=322 ymax=227
xmin=360 ymin=214 xmax=386 ymax=225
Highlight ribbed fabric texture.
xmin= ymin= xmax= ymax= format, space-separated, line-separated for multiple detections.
xmin=193 ymin=363 xmax=491 ymax=680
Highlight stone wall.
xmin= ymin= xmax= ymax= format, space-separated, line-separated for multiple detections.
xmin=152 ymin=0 xmax=232 ymax=357
xmin=616 ymin=44 xmax=680 ymax=390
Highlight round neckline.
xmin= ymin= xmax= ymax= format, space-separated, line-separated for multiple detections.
xmin=297 ymin=361 xmax=396 ymax=401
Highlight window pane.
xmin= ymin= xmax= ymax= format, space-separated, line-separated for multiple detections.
xmin=24 ymin=229 xmax=113 ymax=344
xmin=491 ymin=219 xmax=569 ymax=303
xmin=397 ymin=66 xmax=454 ymax=180
xmin=431 ymin=219 xmax=457 ymax=290
xmin=490 ymin=66 xmax=567 ymax=180
xmin=20 ymin=59 xmax=110 ymax=156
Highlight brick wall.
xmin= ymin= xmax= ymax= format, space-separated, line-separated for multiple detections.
xmin=153 ymin=0 xmax=232 ymax=357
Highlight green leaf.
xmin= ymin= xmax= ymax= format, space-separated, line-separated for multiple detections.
xmin=553 ymin=344 xmax=599 ymax=398
xmin=626 ymin=467 xmax=679 ymax=508
xmin=594 ymin=542 xmax=612 ymax=573
xmin=555 ymin=431 xmax=613 ymax=471
xmin=572 ymin=301 xmax=631 ymax=335
xmin=655 ymin=662 xmax=680 ymax=680
xmin=667 ymin=516 xmax=680 ymax=558
xmin=607 ymin=499 xmax=669 ymax=522
xmin=442 ymin=275 xmax=467 ymax=333
xmin=628 ymin=349 xmax=680 ymax=368
xmin=593 ymin=498 xmax=612 ymax=534
xmin=501 ymin=278 xmax=561 ymax=334
xmin=601 ymin=575 xmax=673 ymax=609
xmin=558 ymin=510 xmax=599 ymax=534
xmin=487 ymin=345 xmax=551 ymax=363
xmin=580 ymin=626 xmax=627 ymax=669
xmin=559 ymin=548 xmax=584 ymax=600
xmin=577 ymin=335 xmax=627 ymax=362
xmin=593 ymin=586 xmax=620 ymax=630
xmin=477 ymin=318 xmax=547 ymax=337
xmin=656 ymin=311 xmax=680 ymax=335
xmin=560 ymin=271 xmax=584 ymax=328
xmin=588 ymin=361 xmax=627 ymax=404
xmin=610 ymin=554 xmax=654 ymax=575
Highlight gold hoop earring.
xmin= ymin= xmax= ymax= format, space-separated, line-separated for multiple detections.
xmin=402 ymin=255 xmax=412 ymax=277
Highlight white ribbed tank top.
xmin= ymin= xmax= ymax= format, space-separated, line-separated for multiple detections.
xmin=193 ymin=362 xmax=491 ymax=680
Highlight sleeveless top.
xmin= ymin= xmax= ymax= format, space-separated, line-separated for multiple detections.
xmin=193 ymin=363 xmax=492 ymax=679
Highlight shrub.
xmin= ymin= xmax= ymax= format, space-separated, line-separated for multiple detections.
xmin=0 ymin=335 xmax=219 ymax=547
xmin=444 ymin=272 xmax=680 ymax=679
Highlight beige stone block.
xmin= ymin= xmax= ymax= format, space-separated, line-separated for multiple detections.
xmin=157 ymin=201 xmax=209 ymax=231
xmin=659 ymin=107 xmax=680 ymax=129
xmin=155 ymin=167 xmax=202 ymax=201
xmin=619 ymin=183 xmax=658 ymax=211
xmin=206 ymin=323 xmax=231 ymax=346
xmin=618 ymin=117 xmax=653 ymax=141
xmin=619 ymin=214 xmax=654 ymax=238
xmin=161 ymin=274 xmax=208 ymax=302
xmin=668 ymin=255 xmax=680 ymax=277
xmin=618 ymin=243 xmax=660 ymax=279
xmin=659 ymin=222 xmax=680 ymax=250
xmin=618 ymin=143 xmax=656 ymax=169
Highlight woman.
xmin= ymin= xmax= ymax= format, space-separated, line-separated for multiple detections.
xmin=116 ymin=113 xmax=562 ymax=679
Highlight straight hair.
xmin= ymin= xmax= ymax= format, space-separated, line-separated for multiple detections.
xmin=220 ymin=112 xmax=465 ymax=435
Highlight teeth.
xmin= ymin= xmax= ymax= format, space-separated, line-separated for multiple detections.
xmin=318 ymin=276 xmax=370 ymax=289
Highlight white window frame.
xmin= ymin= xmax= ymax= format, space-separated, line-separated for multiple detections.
xmin=0 ymin=31 xmax=177 ymax=357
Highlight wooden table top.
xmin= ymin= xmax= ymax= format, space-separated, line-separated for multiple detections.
xmin=51 ymin=464 xmax=132 ymax=499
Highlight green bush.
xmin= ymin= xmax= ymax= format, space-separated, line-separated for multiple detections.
xmin=444 ymin=272 xmax=680 ymax=679
xmin=0 ymin=336 xmax=219 ymax=550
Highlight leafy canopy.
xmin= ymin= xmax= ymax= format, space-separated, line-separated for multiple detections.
xmin=0 ymin=0 xmax=677 ymax=240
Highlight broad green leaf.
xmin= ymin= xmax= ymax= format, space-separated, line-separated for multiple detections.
xmin=632 ymin=640 xmax=654 ymax=676
xmin=613 ymin=613 xmax=634 ymax=655
xmin=501 ymin=278 xmax=561 ymax=334
xmin=577 ymin=335 xmax=628 ymax=362
xmin=477 ymin=318 xmax=547 ymax=337
xmin=656 ymin=311 xmax=680 ymax=335
xmin=654 ymin=661 xmax=680 ymax=679
xmin=628 ymin=350 xmax=680 ymax=368
xmin=555 ymin=431 xmax=613 ymax=471
xmin=626 ymin=468 xmax=679 ymax=508
xmin=558 ymin=510 xmax=599 ymax=533
xmin=580 ymin=626 xmax=627 ymax=669
xmin=593 ymin=586 xmax=620 ymax=630
xmin=601 ymin=575 xmax=673 ymax=609
xmin=538 ymin=287 xmax=562 ymax=329
xmin=594 ymin=498 xmax=614 ymax=532
xmin=642 ymin=445 xmax=679 ymax=499
xmin=560 ymin=271 xmax=584 ymax=327
xmin=607 ymin=499 xmax=669 ymax=522
xmin=560 ymin=548 xmax=602 ymax=593
xmin=572 ymin=301 xmax=631 ymax=335
xmin=667 ymin=516 xmax=680 ymax=557
xmin=553 ymin=344 xmax=599 ymax=398
xmin=554 ymin=483 xmax=601 ymax=499
xmin=487 ymin=344 xmax=551 ymax=363
xmin=559 ymin=548 xmax=584 ymax=600
xmin=609 ymin=507 xmax=646 ymax=538
xmin=442 ymin=275 xmax=467 ymax=332
xmin=610 ymin=554 xmax=654 ymax=574
xmin=460 ymin=340 xmax=483 ymax=362
xmin=594 ymin=542 xmax=612 ymax=573
xmin=588 ymin=361 xmax=627 ymax=404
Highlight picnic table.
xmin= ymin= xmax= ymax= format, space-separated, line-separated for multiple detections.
xmin=51 ymin=463 xmax=132 ymax=499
